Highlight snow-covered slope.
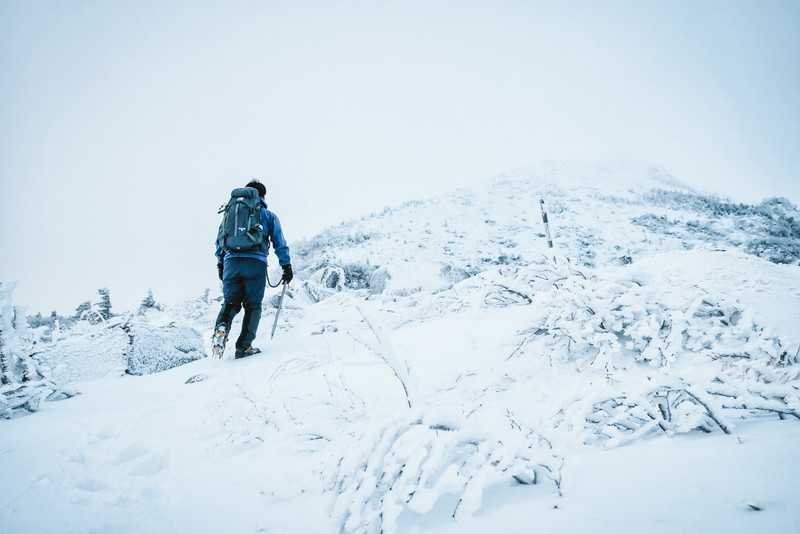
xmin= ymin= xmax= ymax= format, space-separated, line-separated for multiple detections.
xmin=2 ymin=162 xmax=799 ymax=533
xmin=291 ymin=161 xmax=799 ymax=298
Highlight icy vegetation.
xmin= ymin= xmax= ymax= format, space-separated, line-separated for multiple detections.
xmin=1 ymin=286 xmax=208 ymax=410
xmin=0 ymin=283 xmax=78 ymax=418
xmin=2 ymin=162 xmax=799 ymax=533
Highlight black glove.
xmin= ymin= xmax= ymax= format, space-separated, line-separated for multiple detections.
xmin=281 ymin=264 xmax=293 ymax=284
xmin=217 ymin=263 xmax=224 ymax=281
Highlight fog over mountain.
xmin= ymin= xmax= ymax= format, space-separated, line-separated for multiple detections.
xmin=1 ymin=1 xmax=799 ymax=315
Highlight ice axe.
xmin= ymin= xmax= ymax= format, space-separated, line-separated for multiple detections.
xmin=270 ymin=282 xmax=288 ymax=340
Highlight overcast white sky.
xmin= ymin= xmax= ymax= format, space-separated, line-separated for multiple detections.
xmin=1 ymin=0 xmax=798 ymax=315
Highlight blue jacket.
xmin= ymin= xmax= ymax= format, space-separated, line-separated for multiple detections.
xmin=216 ymin=199 xmax=291 ymax=267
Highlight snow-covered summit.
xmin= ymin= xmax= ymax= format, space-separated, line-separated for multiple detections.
xmin=291 ymin=160 xmax=798 ymax=299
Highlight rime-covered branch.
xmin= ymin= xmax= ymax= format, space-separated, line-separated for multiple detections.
xmin=354 ymin=307 xmax=415 ymax=408
xmin=330 ymin=407 xmax=562 ymax=534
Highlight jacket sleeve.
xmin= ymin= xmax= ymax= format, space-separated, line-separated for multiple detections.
xmin=265 ymin=210 xmax=291 ymax=266
xmin=215 ymin=222 xmax=225 ymax=264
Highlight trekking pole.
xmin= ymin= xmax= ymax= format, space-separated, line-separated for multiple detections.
xmin=540 ymin=199 xmax=554 ymax=250
xmin=270 ymin=282 xmax=288 ymax=340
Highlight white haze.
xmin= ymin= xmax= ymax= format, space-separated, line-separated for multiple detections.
xmin=1 ymin=0 xmax=798 ymax=315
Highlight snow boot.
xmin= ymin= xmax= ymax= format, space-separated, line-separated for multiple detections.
xmin=235 ymin=346 xmax=261 ymax=359
xmin=212 ymin=324 xmax=229 ymax=358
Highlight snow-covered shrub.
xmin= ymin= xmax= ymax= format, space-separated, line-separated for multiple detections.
xmin=331 ymin=407 xmax=561 ymax=534
xmin=638 ymin=190 xmax=800 ymax=264
xmin=460 ymin=258 xmax=577 ymax=311
xmin=630 ymin=214 xmax=682 ymax=237
xmin=27 ymin=311 xmax=58 ymax=330
xmin=555 ymin=376 xmax=733 ymax=448
xmin=292 ymin=230 xmax=382 ymax=266
xmin=745 ymin=237 xmax=800 ymax=264
xmin=705 ymin=378 xmax=800 ymax=420
xmin=31 ymin=306 xmax=211 ymax=384
xmin=368 ymin=267 xmax=391 ymax=295
xmin=37 ymin=321 xmax=130 ymax=383
xmin=311 ymin=266 xmax=346 ymax=291
xmin=554 ymin=368 xmax=800 ymax=448
xmin=521 ymin=271 xmax=790 ymax=373
xmin=398 ymin=257 xmax=574 ymax=324
xmin=439 ymin=264 xmax=471 ymax=284
xmin=124 ymin=323 xmax=205 ymax=376
xmin=1 ymin=282 xmax=76 ymax=418
xmin=294 ymin=280 xmax=335 ymax=304
xmin=643 ymin=189 xmax=744 ymax=216
xmin=342 ymin=262 xmax=378 ymax=290
xmin=308 ymin=263 xmax=379 ymax=292
xmin=487 ymin=261 xmax=800 ymax=446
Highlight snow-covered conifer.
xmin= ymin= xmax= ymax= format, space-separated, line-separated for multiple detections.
xmin=97 ymin=287 xmax=112 ymax=320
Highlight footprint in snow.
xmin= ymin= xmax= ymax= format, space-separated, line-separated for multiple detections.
xmin=67 ymin=449 xmax=86 ymax=464
xmin=75 ymin=478 xmax=107 ymax=492
xmin=128 ymin=452 xmax=170 ymax=476
xmin=113 ymin=443 xmax=150 ymax=465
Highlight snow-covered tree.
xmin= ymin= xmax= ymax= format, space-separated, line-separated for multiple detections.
xmin=97 ymin=287 xmax=112 ymax=320
xmin=0 ymin=282 xmax=76 ymax=418
xmin=139 ymin=289 xmax=161 ymax=313
xmin=74 ymin=300 xmax=91 ymax=319
xmin=0 ymin=283 xmax=13 ymax=387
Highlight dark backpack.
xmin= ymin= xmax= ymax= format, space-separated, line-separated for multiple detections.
xmin=216 ymin=187 xmax=268 ymax=253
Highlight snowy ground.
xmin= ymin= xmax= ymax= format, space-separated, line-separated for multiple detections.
xmin=2 ymin=162 xmax=799 ymax=533
xmin=2 ymin=378 xmax=798 ymax=534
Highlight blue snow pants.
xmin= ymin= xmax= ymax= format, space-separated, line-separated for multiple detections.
xmin=215 ymin=257 xmax=267 ymax=349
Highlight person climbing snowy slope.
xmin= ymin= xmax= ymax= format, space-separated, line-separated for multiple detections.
xmin=212 ymin=179 xmax=292 ymax=359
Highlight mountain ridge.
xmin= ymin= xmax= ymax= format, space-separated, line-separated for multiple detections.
xmin=289 ymin=161 xmax=798 ymax=303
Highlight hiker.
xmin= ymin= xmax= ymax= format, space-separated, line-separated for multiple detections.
xmin=212 ymin=179 xmax=293 ymax=358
